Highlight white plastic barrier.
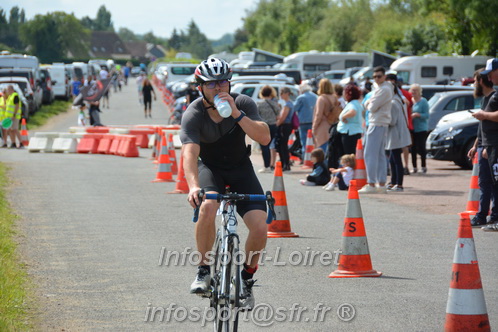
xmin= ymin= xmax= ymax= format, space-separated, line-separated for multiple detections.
xmin=109 ymin=128 xmax=130 ymax=134
xmin=28 ymin=132 xmax=60 ymax=152
xmin=52 ymin=133 xmax=79 ymax=153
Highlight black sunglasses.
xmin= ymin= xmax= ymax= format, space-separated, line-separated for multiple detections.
xmin=203 ymin=80 xmax=229 ymax=89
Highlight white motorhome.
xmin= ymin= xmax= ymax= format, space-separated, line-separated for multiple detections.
xmin=390 ymin=55 xmax=491 ymax=85
xmin=279 ymin=51 xmax=369 ymax=79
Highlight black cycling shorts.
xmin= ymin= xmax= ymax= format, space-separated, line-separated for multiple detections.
xmin=198 ymin=158 xmax=266 ymax=218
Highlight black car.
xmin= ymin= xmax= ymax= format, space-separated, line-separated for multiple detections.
xmin=426 ymin=111 xmax=478 ymax=169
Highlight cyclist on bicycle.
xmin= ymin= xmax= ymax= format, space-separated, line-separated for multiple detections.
xmin=180 ymin=58 xmax=270 ymax=309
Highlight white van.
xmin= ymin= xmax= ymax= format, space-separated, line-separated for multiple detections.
xmin=280 ymin=51 xmax=369 ymax=79
xmin=390 ymin=55 xmax=490 ymax=85
xmin=45 ymin=64 xmax=70 ymax=100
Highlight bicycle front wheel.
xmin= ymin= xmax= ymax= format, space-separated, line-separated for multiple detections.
xmin=213 ymin=236 xmax=241 ymax=332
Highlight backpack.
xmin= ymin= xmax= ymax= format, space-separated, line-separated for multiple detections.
xmin=291 ymin=111 xmax=300 ymax=130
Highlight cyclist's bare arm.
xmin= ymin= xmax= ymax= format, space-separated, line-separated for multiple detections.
xmin=183 ymin=143 xmax=202 ymax=208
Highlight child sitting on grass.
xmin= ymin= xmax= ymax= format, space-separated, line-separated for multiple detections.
xmin=300 ymin=148 xmax=331 ymax=186
xmin=323 ymin=154 xmax=356 ymax=191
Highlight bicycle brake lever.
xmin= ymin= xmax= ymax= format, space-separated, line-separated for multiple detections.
xmin=192 ymin=190 xmax=205 ymax=223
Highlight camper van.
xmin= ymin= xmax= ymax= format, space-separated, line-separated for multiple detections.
xmin=390 ymin=55 xmax=490 ymax=85
xmin=279 ymin=51 xmax=369 ymax=79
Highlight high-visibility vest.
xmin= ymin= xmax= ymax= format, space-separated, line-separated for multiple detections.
xmin=6 ymin=92 xmax=22 ymax=120
xmin=0 ymin=95 xmax=5 ymax=120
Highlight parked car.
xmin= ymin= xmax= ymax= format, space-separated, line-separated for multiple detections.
xmin=39 ymin=67 xmax=55 ymax=104
xmin=231 ymin=81 xmax=299 ymax=106
xmin=131 ymin=67 xmax=142 ymax=76
xmin=339 ymin=66 xmax=373 ymax=86
xmin=426 ymin=110 xmax=478 ymax=169
xmin=0 ymin=68 xmax=43 ymax=111
xmin=46 ymin=64 xmax=71 ymax=100
xmin=402 ymin=84 xmax=474 ymax=101
xmin=0 ymin=81 xmax=30 ymax=119
xmin=427 ymin=90 xmax=482 ymax=131
xmin=305 ymin=69 xmax=346 ymax=92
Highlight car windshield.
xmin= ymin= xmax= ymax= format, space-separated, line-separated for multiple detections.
xmin=428 ymin=94 xmax=441 ymax=109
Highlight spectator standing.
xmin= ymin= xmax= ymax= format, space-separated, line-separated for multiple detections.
xmin=397 ymin=79 xmax=413 ymax=175
xmin=409 ymin=84 xmax=429 ymax=173
xmin=312 ymin=79 xmax=338 ymax=153
xmin=468 ymin=65 xmax=498 ymax=227
xmin=71 ymin=76 xmax=82 ymax=100
xmin=256 ymin=85 xmax=280 ymax=173
xmin=0 ymin=88 xmax=6 ymax=146
xmin=4 ymin=85 xmax=23 ymax=148
xmin=359 ymin=66 xmax=393 ymax=194
xmin=141 ymin=78 xmax=156 ymax=118
xmin=385 ymin=74 xmax=412 ymax=192
xmin=276 ymin=87 xmax=295 ymax=171
xmin=294 ymin=83 xmax=318 ymax=159
xmin=337 ymin=84 xmax=363 ymax=156
xmin=335 ymin=84 xmax=346 ymax=108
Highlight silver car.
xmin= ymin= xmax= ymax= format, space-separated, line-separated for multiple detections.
xmin=428 ymin=90 xmax=481 ymax=131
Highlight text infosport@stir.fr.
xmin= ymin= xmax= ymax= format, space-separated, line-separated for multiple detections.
xmin=144 ymin=302 xmax=356 ymax=326
xmin=157 ymin=247 xmax=343 ymax=267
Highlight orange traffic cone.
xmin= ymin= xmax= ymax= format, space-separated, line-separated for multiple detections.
xmin=152 ymin=134 xmax=174 ymax=182
xmin=329 ymin=180 xmax=382 ymax=278
xmin=444 ymin=212 xmax=490 ymax=332
xmin=268 ymin=161 xmax=299 ymax=238
xmin=353 ymin=138 xmax=367 ymax=189
xmin=168 ymin=153 xmax=189 ymax=194
xmin=168 ymin=133 xmax=178 ymax=175
xmin=460 ymin=154 xmax=480 ymax=224
xmin=288 ymin=130 xmax=300 ymax=162
xmin=301 ymin=129 xmax=314 ymax=169
xmin=20 ymin=118 xmax=29 ymax=146
xmin=153 ymin=128 xmax=162 ymax=164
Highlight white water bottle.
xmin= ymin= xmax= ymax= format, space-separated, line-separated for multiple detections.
xmin=213 ymin=95 xmax=232 ymax=118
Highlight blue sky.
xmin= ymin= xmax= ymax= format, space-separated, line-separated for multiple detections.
xmin=2 ymin=0 xmax=257 ymax=40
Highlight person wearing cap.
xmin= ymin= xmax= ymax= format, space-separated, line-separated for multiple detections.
xmin=359 ymin=66 xmax=394 ymax=194
xmin=472 ymin=58 xmax=498 ymax=231
xmin=181 ymin=58 xmax=270 ymax=308
xmin=467 ymin=68 xmax=497 ymax=227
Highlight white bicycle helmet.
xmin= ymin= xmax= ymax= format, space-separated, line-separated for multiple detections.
xmin=195 ymin=58 xmax=232 ymax=83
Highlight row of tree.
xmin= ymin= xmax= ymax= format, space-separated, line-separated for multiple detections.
xmin=0 ymin=5 xmax=216 ymax=63
xmin=236 ymin=0 xmax=498 ymax=56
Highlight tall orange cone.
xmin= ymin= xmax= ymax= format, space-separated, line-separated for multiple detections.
xmin=329 ymin=180 xmax=382 ymax=278
xmin=268 ymin=161 xmax=299 ymax=238
xmin=301 ymin=129 xmax=314 ymax=169
xmin=153 ymin=128 xmax=162 ymax=164
xmin=460 ymin=154 xmax=480 ymax=224
xmin=20 ymin=118 xmax=29 ymax=146
xmin=152 ymin=134 xmax=174 ymax=182
xmin=150 ymin=127 xmax=159 ymax=160
xmin=353 ymin=138 xmax=367 ymax=189
xmin=168 ymin=133 xmax=178 ymax=175
xmin=168 ymin=153 xmax=189 ymax=194
xmin=444 ymin=212 xmax=490 ymax=332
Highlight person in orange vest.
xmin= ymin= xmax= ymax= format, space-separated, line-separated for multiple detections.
xmin=5 ymin=85 xmax=24 ymax=148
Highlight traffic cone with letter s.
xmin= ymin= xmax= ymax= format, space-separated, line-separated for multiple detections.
xmin=329 ymin=180 xmax=381 ymax=278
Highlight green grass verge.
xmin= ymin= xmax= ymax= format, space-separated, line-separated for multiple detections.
xmin=0 ymin=163 xmax=31 ymax=331
xmin=27 ymin=100 xmax=72 ymax=129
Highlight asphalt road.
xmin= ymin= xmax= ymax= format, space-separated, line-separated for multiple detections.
xmin=2 ymin=82 xmax=497 ymax=331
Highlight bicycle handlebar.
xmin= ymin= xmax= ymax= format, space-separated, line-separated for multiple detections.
xmin=192 ymin=190 xmax=276 ymax=224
